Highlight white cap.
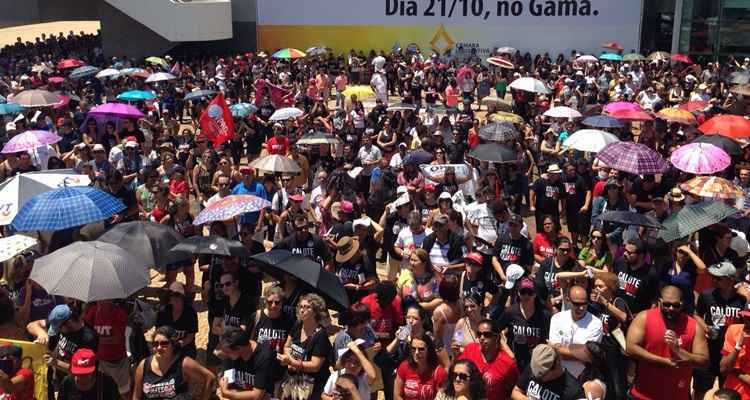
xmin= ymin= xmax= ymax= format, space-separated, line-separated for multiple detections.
xmin=394 ymin=194 xmax=410 ymax=208
xmin=504 ymin=264 xmax=525 ymax=289
xmin=5 ymin=122 xmax=15 ymax=131
xmin=92 ymin=144 xmax=105 ymax=152
xmin=76 ymin=142 xmax=87 ymax=149
xmin=124 ymin=141 xmax=138 ymax=148
xmin=731 ymin=230 xmax=750 ymax=258
xmin=337 ymin=338 xmax=366 ymax=360
xmin=353 ymin=218 xmax=372 ymax=229
xmin=438 ymin=192 xmax=452 ymax=201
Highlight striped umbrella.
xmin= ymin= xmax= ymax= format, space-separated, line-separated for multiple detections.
xmin=272 ymin=48 xmax=306 ymax=59
xmin=597 ymin=142 xmax=667 ymax=174
xmin=657 ymin=108 xmax=697 ymax=125
xmin=193 ymin=195 xmax=271 ymax=226
xmin=680 ymin=176 xmax=744 ymax=199
xmin=486 ymin=57 xmax=514 ymax=69
xmin=658 ymin=202 xmax=739 ymax=243
xmin=669 ymin=143 xmax=730 ymax=175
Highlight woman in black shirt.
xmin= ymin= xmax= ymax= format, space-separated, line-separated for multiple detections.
xmin=155 ymin=282 xmax=198 ymax=358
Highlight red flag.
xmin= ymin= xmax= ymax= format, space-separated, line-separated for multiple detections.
xmin=254 ymin=79 xmax=294 ymax=108
xmin=199 ymin=93 xmax=235 ymax=149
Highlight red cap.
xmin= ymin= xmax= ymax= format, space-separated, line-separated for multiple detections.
xmin=424 ymin=183 xmax=436 ymax=192
xmin=70 ymin=348 xmax=96 ymax=375
xmin=239 ymin=166 xmax=254 ymax=175
xmin=464 ymin=252 xmax=483 ymax=266
xmin=125 ymin=136 xmax=137 ymax=143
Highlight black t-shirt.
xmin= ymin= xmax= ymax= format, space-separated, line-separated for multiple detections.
xmin=696 ymin=289 xmax=745 ymax=352
xmin=58 ymin=372 xmax=119 ymax=400
xmin=562 ymin=174 xmax=589 ymax=211
xmin=445 ymin=141 xmax=468 ymax=164
xmin=460 ymin=271 xmax=492 ymax=300
xmin=516 ymin=367 xmax=585 ymax=400
xmin=535 ymin=256 xmax=577 ymax=302
xmin=588 ymin=297 xmax=629 ymax=351
xmin=498 ymin=304 xmax=551 ymax=373
xmin=224 ymin=343 xmax=277 ymax=394
xmin=532 ymin=178 xmax=564 ymax=214
xmin=53 ymin=326 xmax=99 ymax=363
xmin=289 ymin=323 xmax=332 ymax=391
xmin=221 ymin=293 xmax=257 ymax=329
xmin=156 ymin=305 xmax=198 ymax=350
xmin=336 ymin=253 xmax=377 ymax=303
xmin=612 ymin=259 xmax=660 ymax=314
xmin=494 ymin=233 xmax=534 ymax=268
xmin=250 ymin=311 xmax=295 ymax=353
xmin=273 ymin=233 xmax=332 ymax=266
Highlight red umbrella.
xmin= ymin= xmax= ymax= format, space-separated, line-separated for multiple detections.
xmin=678 ymin=100 xmax=708 ymax=113
xmin=671 ymin=54 xmax=693 ymax=64
xmin=57 ymin=59 xmax=84 ymax=70
xmin=699 ymin=115 xmax=750 ymax=139
xmin=602 ymin=42 xmax=623 ymax=50
xmin=610 ymin=109 xmax=654 ymax=121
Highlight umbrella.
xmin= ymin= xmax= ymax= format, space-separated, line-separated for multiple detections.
xmin=575 ymin=55 xmax=599 ymax=63
xmin=95 ymin=68 xmax=121 ymax=79
xmin=341 ymin=85 xmax=374 ymax=98
xmin=478 ymin=121 xmax=519 ymax=142
xmin=30 ymin=241 xmax=149 ymax=301
xmin=145 ymin=56 xmax=168 ymax=67
xmin=656 ymin=108 xmax=697 ymax=125
xmin=488 ymin=111 xmax=524 ymax=125
xmin=599 ymin=211 xmax=665 ymax=229
xmin=269 ymin=107 xmax=303 ymax=121
xmin=56 ymin=58 xmax=84 ymax=69
xmin=1 ymin=130 xmax=61 ymax=154
xmin=11 ymin=186 xmax=125 ymax=231
xmin=31 ymin=64 xmax=53 ymax=74
xmin=671 ymin=54 xmax=692 ymax=64
xmin=69 ymin=65 xmax=100 ymax=79
xmin=387 ymin=103 xmax=417 ymax=112
xmin=729 ymin=72 xmax=750 ymax=86
xmin=170 ymin=235 xmax=249 ymax=257
xmin=305 ymin=46 xmax=329 ymax=57
xmin=699 ymin=115 xmax=750 ymax=139
xmin=486 ymin=57 xmax=514 ymax=69
xmin=229 ymin=103 xmax=257 ymax=118
xmin=48 ymin=76 xmax=65 ymax=84
xmin=658 ymin=202 xmax=739 ymax=243
xmin=184 ymin=89 xmax=217 ymax=101
xmin=730 ymin=85 xmax=750 ymax=97
xmin=599 ymin=53 xmax=623 ymax=62
xmin=610 ymin=109 xmax=654 ymax=121
xmin=648 ymin=51 xmax=671 ymax=61
xmin=680 ymin=176 xmax=744 ymax=199
xmin=481 ymin=96 xmax=512 ymax=111
xmin=120 ymin=67 xmax=149 ymax=77
xmin=670 ymin=143 xmax=731 ymax=175
xmin=0 ymin=235 xmax=38 ymax=263
xmin=193 ymin=195 xmax=271 ymax=226
xmin=53 ymin=95 xmax=71 ymax=110
xmin=0 ymin=103 xmax=23 ymax=115
xmin=88 ymin=103 xmax=145 ymax=119
xmin=468 ymin=143 xmax=518 ymax=163
xmin=603 ymin=102 xmax=642 ymax=113
xmin=597 ymin=142 xmax=667 ymax=174
xmin=544 ymin=106 xmax=582 ymax=119
xmin=251 ymin=249 xmax=349 ymax=311
xmin=12 ymin=89 xmax=62 ymax=107
xmin=509 ymin=77 xmax=549 ymax=94
xmin=563 ymin=129 xmax=620 ymax=153
xmin=623 ymin=53 xmax=646 ymax=62
xmin=602 ymin=42 xmax=623 ymax=50
xmin=272 ymin=48 xmax=306 ymax=59
xmin=582 ymin=115 xmax=625 ymax=129
xmin=0 ymin=170 xmax=90 ymax=226
xmin=690 ymin=134 xmax=741 ymax=157
xmin=145 ymin=72 xmax=177 ymax=83
xmin=496 ymin=46 xmax=517 ymax=54
xmin=99 ymin=221 xmax=186 ymax=268
xmin=678 ymin=100 xmax=708 ymax=113
xmin=296 ymin=131 xmax=342 ymax=145
xmin=117 ymin=90 xmax=156 ymax=101
xmin=249 ymin=155 xmax=301 ymax=174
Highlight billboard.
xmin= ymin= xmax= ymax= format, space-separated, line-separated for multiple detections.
xmin=257 ymin=0 xmax=643 ymax=57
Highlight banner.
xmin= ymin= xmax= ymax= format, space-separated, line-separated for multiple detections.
xmin=0 ymin=339 xmax=48 ymax=400
xmin=199 ymin=93 xmax=235 ymax=149
xmin=419 ymin=163 xmax=477 ymax=197
xmin=257 ymin=0 xmax=642 ymax=57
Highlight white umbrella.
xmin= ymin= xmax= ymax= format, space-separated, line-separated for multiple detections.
xmin=563 ymin=129 xmax=621 ymax=153
xmin=0 ymin=235 xmax=38 ymax=263
xmin=145 ymin=72 xmax=176 ymax=83
xmin=11 ymin=89 xmax=62 ymax=108
xmin=96 ymin=68 xmax=121 ymax=79
xmin=509 ymin=77 xmax=549 ymax=94
xmin=576 ymin=55 xmax=599 ymax=63
xmin=269 ymin=107 xmax=303 ymax=121
xmin=544 ymin=106 xmax=583 ymax=119
xmin=249 ymin=155 xmax=301 ymax=174
xmin=0 ymin=169 xmax=90 ymax=225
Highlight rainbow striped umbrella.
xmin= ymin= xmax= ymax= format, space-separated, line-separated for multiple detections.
xmin=193 ymin=195 xmax=271 ymax=225
xmin=272 ymin=48 xmax=306 ymax=59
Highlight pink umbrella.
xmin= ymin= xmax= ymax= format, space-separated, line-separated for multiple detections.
xmin=603 ymin=102 xmax=643 ymax=113
xmin=48 ymin=76 xmax=65 ymax=84
xmin=2 ymin=130 xmax=62 ymax=153
xmin=610 ymin=109 xmax=654 ymax=121
xmin=52 ymin=95 xmax=70 ymax=110
xmin=670 ymin=143 xmax=730 ymax=175
xmin=88 ymin=103 xmax=145 ymax=119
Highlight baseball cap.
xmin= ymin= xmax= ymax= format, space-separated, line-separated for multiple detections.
xmin=47 ymin=304 xmax=72 ymax=336
xmin=92 ymin=144 xmax=105 ymax=152
xmin=508 ymin=213 xmax=523 ymax=226
xmin=731 ymin=232 xmax=750 ymax=258
xmin=530 ymin=344 xmax=558 ymax=378
xmin=424 ymin=183 xmax=436 ymax=192
xmin=464 ymin=252 xmax=483 ymax=266
xmin=340 ymin=200 xmax=354 ymax=214
xmin=433 ymin=214 xmax=449 ymax=226
xmin=239 ymin=166 xmax=254 ymax=175
xmin=289 ymin=193 xmax=304 ymax=202
xmin=505 ymin=264 xmax=525 ymax=289
xmin=438 ymin=192 xmax=452 ymax=201
xmin=221 ymin=326 xmax=251 ymax=348
xmin=396 ymin=186 xmax=408 ymax=195
xmin=353 ymin=218 xmax=372 ymax=229
xmin=70 ymin=348 xmax=96 ymax=375
xmin=708 ymin=261 xmax=736 ymax=278
xmin=394 ymin=194 xmax=411 ymax=208
xmin=5 ymin=122 xmax=16 ymax=131
xmin=124 ymin=141 xmax=138 ymax=148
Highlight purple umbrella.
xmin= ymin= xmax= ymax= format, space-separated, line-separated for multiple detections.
xmin=2 ymin=130 xmax=62 ymax=154
xmin=670 ymin=143 xmax=730 ymax=175
xmin=597 ymin=142 xmax=667 ymax=175
xmin=88 ymin=103 xmax=145 ymax=119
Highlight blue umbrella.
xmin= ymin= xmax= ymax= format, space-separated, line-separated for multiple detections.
xmin=69 ymin=65 xmax=100 ymax=80
xmin=0 ymin=103 xmax=23 ymax=115
xmin=582 ymin=115 xmax=625 ymax=129
xmin=230 ymin=103 xmax=257 ymax=118
xmin=11 ymin=186 xmax=126 ymax=231
xmin=184 ymin=89 xmax=216 ymax=102
xmin=117 ymin=90 xmax=156 ymax=101
xmin=599 ymin=53 xmax=623 ymax=61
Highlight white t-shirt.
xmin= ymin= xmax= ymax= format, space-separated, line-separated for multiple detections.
xmin=323 ymin=369 xmax=370 ymax=400
xmin=465 ymin=202 xmax=497 ymax=250
xmin=29 ymin=144 xmax=58 ymax=170
xmin=395 ymin=227 xmax=432 ymax=268
xmin=357 ymin=145 xmax=382 ymax=175
xmin=548 ymin=311 xmax=603 ymax=378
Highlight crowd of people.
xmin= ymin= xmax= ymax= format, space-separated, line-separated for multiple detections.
xmin=0 ymin=30 xmax=750 ymax=400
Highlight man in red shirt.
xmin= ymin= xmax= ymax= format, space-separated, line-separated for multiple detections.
xmin=265 ymin=123 xmax=289 ymax=155
xmin=82 ymin=300 xmax=131 ymax=399
xmin=459 ymin=319 xmax=519 ymax=400
xmin=0 ymin=344 xmax=33 ymax=400
xmin=360 ymin=282 xmax=403 ymax=400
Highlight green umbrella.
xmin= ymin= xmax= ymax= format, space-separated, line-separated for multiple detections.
xmin=658 ymin=202 xmax=739 ymax=243
xmin=623 ymin=53 xmax=646 ymax=62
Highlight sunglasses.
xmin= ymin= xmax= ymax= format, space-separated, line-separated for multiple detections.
xmin=454 ymin=372 xmax=470 ymax=382
xmin=476 ymin=331 xmax=497 ymax=339
xmin=153 ymin=340 xmax=171 ymax=348
xmin=267 ymin=300 xmax=281 ymax=305
xmin=570 ymin=300 xmax=589 ymax=308
xmin=558 ymin=247 xmax=572 ymax=253
xmin=661 ymin=301 xmax=681 ymax=309
xmin=220 ymin=281 xmax=234 ymax=288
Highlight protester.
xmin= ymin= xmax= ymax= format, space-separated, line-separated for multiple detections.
xmin=57 ymin=348 xmax=119 ymax=400
xmin=0 ymin=344 xmax=33 ymax=400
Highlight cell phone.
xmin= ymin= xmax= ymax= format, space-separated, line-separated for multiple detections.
xmin=0 ymin=359 xmax=13 ymax=375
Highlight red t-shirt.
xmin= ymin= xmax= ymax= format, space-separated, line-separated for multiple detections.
xmin=722 ymin=324 xmax=750 ymax=400
xmin=0 ymin=368 xmax=33 ymax=400
xmin=459 ymin=342 xmax=519 ymax=400
xmin=532 ymin=232 xmax=557 ymax=260
xmin=83 ymin=304 xmax=128 ymax=362
xmin=360 ymin=293 xmax=404 ymax=345
xmin=169 ymin=179 xmax=189 ymax=198
xmin=396 ymin=361 xmax=447 ymax=400
xmin=266 ymin=136 xmax=289 ymax=155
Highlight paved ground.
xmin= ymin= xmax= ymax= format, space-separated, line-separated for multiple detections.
xmin=0 ymin=21 xmax=100 ymax=47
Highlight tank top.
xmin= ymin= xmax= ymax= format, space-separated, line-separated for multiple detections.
xmin=141 ymin=355 xmax=190 ymax=400
xmin=630 ymin=308 xmax=696 ymax=400
xmin=196 ymin=166 xmax=213 ymax=196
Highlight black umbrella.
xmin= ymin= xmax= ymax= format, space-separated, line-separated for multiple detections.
xmin=251 ymin=249 xmax=349 ymax=311
xmin=478 ymin=121 xmax=519 ymax=142
xmin=599 ymin=211 xmax=665 ymax=229
xmin=170 ymin=235 xmax=249 ymax=257
xmin=99 ymin=221 xmax=187 ymax=268
xmin=690 ymin=135 xmax=742 ymax=157
xmin=184 ymin=89 xmax=217 ymax=102
xmin=468 ymin=143 xmax=518 ymax=163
